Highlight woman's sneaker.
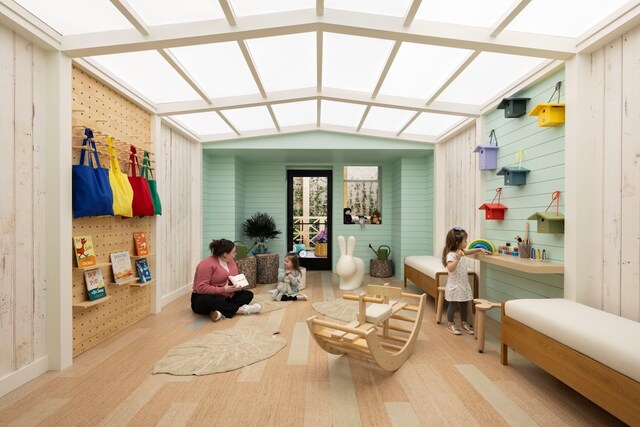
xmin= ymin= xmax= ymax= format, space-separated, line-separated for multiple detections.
xmin=210 ymin=310 xmax=223 ymax=322
xmin=296 ymin=294 xmax=308 ymax=301
xmin=461 ymin=322 xmax=474 ymax=335
xmin=240 ymin=303 xmax=262 ymax=315
xmin=447 ymin=322 xmax=462 ymax=335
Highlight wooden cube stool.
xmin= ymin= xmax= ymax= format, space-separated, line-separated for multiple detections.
xmin=473 ymin=298 xmax=501 ymax=352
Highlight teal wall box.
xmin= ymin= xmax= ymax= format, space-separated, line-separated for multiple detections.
xmin=497 ymin=97 xmax=529 ymax=118
xmin=473 ymin=129 xmax=498 ymax=170
xmin=496 ymin=166 xmax=530 ymax=186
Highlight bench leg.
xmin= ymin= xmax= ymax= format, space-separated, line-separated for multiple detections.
xmin=475 ymin=308 xmax=487 ymax=352
xmin=436 ymin=287 xmax=445 ymax=323
xmin=501 ymin=343 xmax=508 ymax=365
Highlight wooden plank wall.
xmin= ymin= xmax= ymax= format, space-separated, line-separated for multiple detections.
xmin=584 ymin=25 xmax=640 ymax=320
xmin=0 ymin=26 xmax=47 ymax=378
xmin=71 ymin=66 xmax=153 ymax=357
xmin=157 ymin=124 xmax=200 ymax=297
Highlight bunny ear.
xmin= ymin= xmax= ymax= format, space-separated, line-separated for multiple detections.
xmin=347 ymin=236 xmax=355 ymax=255
xmin=338 ymin=236 xmax=346 ymax=255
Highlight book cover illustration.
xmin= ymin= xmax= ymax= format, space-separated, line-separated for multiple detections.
xmin=110 ymin=251 xmax=133 ymax=283
xmin=73 ymin=236 xmax=97 ymax=268
xmin=133 ymin=232 xmax=149 ymax=256
xmin=135 ymin=258 xmax=152 ymax=283
xmin=229 ymin=273 xmax=250 ymax=288
xmin=84 ymin=268 xmax=107 ymax=301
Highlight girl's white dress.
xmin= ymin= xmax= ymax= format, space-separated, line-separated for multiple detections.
xmin=445 ymin=251 xmax=473 ymax=302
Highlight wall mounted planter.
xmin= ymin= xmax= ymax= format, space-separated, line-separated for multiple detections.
xmin=497 ymin=97 xmax=529 ymax=118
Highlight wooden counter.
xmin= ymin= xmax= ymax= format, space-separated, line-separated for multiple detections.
xmin=469 ymin=253 xmax=563 ymax=274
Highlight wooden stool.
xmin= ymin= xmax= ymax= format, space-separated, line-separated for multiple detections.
xmin=256 ymin=253 xmax=279 ymax=284
xmin=473 ymin=298 xmax=501 ymax=353
xmin=235 ymin=256 xmax=257 ymax=289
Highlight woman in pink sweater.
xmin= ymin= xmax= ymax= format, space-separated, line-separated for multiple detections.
xmin=191 ymin=239 xmax=262 ymax=321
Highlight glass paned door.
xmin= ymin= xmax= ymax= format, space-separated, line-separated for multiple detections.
xmin=287 ymin=170 xmax=332 ymax=270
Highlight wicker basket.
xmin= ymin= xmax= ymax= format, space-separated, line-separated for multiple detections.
xmin=314 ymin=243 xmax=327 ymax=257
xmin=370 ymin=259 xmax=393 ymax=278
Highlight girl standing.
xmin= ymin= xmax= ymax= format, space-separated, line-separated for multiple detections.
xmin=441 ymin=227 xmax=490 ymax=335
xmin=273 ymin=254 xmax=307 ymax=301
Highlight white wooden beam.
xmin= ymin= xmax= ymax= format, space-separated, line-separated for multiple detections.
xmin=157 ymin=49 xmax=212 ymax=104
xmin=216 ymin=111 xmax=240 ymax=135
xmin=156 ymin=87 xmax=480 ymax=117
xmin=0 ymin=0 xmax=61 ymax=51
xmin=237 ymin=40 xmax=267 ymax=98
xmin=426 ymin=50 xmax=480 ymax=105
xmin=489 ymin=0 xmax=531 ymax=37
xmin=267 ymin=105 xmax=280 ymax=131
xmin=316 ymin=0 xmax=324 ymax=16
xmin=403 ymin=0 xmax=422 ymax=27
xmin=576 ymin=0 xmax=640 ymax=54
xmin=109 ymin=0 xmax=150 ymax=35
xmin=317 ymin=99 xmax=321 ymax=127
xmin=396 ymin=111 xmax=421 ymax=136
xmin=316 ymin=31 xmax=323 ymax=92
xmin=372 ymin=40 xmax=401 ymax=98
xmin=61 ymin=9 xmax=575 ymax=59
xmin=356 ymin=105 xmax=371 ymax=132
xmin=218 ymin=0 xmax=237 ymax=26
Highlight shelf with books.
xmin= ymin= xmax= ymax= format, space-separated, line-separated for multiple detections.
xmin=73 ymin=262 xmax=111 ymax=272
xmin=130 ymin=279 xmax=155 ymax=287
xmin=73 ymin=295 xmax=112 ymax=310
xmin=108 ymin=276 xmax=139 ymax=287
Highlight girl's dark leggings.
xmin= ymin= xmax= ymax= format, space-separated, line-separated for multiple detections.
xmin=446 ymin=300 xmax=469 ymax=323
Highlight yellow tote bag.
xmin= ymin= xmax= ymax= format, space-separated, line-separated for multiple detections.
xmin=107 ymin=137 xmax=134 ymax=217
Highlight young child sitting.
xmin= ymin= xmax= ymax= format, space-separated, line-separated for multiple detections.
xmin=272 ymin=253 xmax=307 ymax=301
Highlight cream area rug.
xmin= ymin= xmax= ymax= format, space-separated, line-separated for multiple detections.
xmin=312 ymin=299 xmax=359 ymax=323
xmin=153 ymin=327 xmax=286 ymax=376
xmin=252 ymin=293 xmax=292 ymax=313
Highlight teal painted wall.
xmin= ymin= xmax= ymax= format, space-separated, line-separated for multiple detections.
xmin=482 ymin=69 xmax=565 ymax=318
xmin=201 ymin=132 xmax=433 ymax=275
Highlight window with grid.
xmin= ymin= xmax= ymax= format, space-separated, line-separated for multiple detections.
xmin=343 ymin=166 xmax=380 ymax=223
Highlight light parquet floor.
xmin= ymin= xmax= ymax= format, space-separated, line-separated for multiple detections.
xmin=0 ymin=272 xmax=626 ymax=426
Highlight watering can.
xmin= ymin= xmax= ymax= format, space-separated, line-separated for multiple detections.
xmin=234 ymin=241 xmax=252 ymax=258
xmin=369 ymin=244 xmax=391 ymax=260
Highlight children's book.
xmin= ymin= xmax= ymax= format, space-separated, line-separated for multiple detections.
xmin=110 ymin=251 xmax=133 ymax=283
xmin=228 ymin=273 xmax=250 ymax=289
xmin=135 ymin=258 xmax=152 ymax=283
xmin=84 ymin=268 xmax=107 ymax=301
xmin=133 ymin=232 xmax=149 ymax=256
xmin=73 ymin=236 xmax=97 ymax=268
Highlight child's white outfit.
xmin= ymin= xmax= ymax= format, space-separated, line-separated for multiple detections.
xmin=445 ymin=251 xmax=473 ymax=302
xmin=273 ymin=268 xmax=302 ymax=301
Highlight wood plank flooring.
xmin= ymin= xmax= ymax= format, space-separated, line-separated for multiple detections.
xmin=0 ymin=272 xmax=627 ymax=426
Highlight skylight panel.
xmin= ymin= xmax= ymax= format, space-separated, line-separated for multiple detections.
xmin=362 ymin=107 xmax=414 ymax=133
xmin=325 ymin=0 xmax=413 ymax=17
xmin=229 ymin=0 xmax=314 ymax=17
xmin=90 ymin=51 xmax=201 ymax=103
xmin=246 ymin=33 xmax=316 ymax=93
xmin=222 ymin=106 xmax=275 ymax=132
xmin=271 ymin=101 xmax=316 ymax=127
xmin=506 ymin=0 xmax=631 ymax=38
xmin=127 ymin=0 xmax=225 ymax=26
xmin=170 ymin=112 xmax=232 ymax=136
xmin=169 ymin=43 xmax=258 ymax=99
xmin=323 ymin=33 xmax=394 ymax=93
xmin=403 ymin=112 xmax=464 ymax=137
xmin=379 ymin=43 xmax=472 ymax=100
xmin=14 ymin=0 xmax=132 ymax=35
xmin=435 ymin=52 xmax=545 ymax=105
xmin=321 ymin=101 xmax=367 ymax=128
xmin=414 ymin=0 xmax=512 ymax=28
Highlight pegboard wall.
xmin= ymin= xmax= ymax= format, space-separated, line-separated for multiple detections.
xmin=71 ymin=65 xmax=155 ymax=357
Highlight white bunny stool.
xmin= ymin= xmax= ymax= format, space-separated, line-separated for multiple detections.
xmin=336 ymin=235 xmax=365 ymax=290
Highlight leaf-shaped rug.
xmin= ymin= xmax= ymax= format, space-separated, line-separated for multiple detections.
xmin=153 ymin=326 xmax=286 ymax=376
xmin=252 ymin=293 xmax=292 ymax=313
xmin=312 ymin=299 xmax=359 ymax=323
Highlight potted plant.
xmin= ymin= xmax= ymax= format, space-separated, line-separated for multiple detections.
xmin=242 ymin=212 xmax=282 ymax=254
xmin=313 ymin=229 xmax=328 ymax=257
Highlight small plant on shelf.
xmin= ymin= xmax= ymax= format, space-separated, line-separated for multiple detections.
xmin=242 ymin=212 xmax=281 ymax=254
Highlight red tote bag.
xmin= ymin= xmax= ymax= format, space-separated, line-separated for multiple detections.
xmin=127 ymin=145 xmax=155 ymax=217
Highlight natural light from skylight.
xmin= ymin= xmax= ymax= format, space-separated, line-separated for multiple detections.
xmin=229 ymin=0 xmax=314 ymax=17
xmin=223 ymin=106 xmax=275 ymax=132
xmin=325 ymin=0 xmax=414 ymax=17
xmin=127 ymin=0 xmax=225 ymax=26
xmin=321 ymin=101 xmax=367 ymax=128
xmin=415 ymin=0 xmax=512 ymax=28
xmin=170 ymin=112 xmax=232 ymax=136
xmin=271 ymin=101 xmax=317 ymax=127
xmin=403 ymin=112 xmax=465 ymax=137
xmin=362 ymin=107 xmax=415 ymax=133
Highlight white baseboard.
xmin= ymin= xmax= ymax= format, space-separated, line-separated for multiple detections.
xmin=0 ymin=356 xmax=49 ymax=398
xmin=160 ymin=284 xmax=192 ymax=308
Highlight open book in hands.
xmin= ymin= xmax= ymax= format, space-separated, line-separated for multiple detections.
xmin=228 ymin=273 xmax=250 ymax=289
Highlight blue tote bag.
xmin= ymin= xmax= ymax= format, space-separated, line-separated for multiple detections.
xmin=72 ymin=129 xmax=114 ymax=218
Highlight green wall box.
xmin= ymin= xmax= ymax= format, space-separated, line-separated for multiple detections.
xmin=527 ymin=212 xmax=565 ymax=234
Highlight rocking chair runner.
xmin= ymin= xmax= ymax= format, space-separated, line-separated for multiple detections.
xmin=307 ymin=284 xmax=426 ymax=371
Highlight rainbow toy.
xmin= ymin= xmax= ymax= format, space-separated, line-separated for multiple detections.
xmin=468 ymin=239 xmax=495 ymax=253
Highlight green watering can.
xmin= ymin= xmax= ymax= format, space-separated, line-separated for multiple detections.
xmin=234 ymin=241 xmax=251 ymax=259
xmin=369 ymin=244 xmax=391 ymax=260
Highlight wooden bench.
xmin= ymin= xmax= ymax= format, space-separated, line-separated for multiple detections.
xmin=501 ymin=298 xmax=640 ymax=426
xmin=404 ymin=255 xmax=478 ymax=322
